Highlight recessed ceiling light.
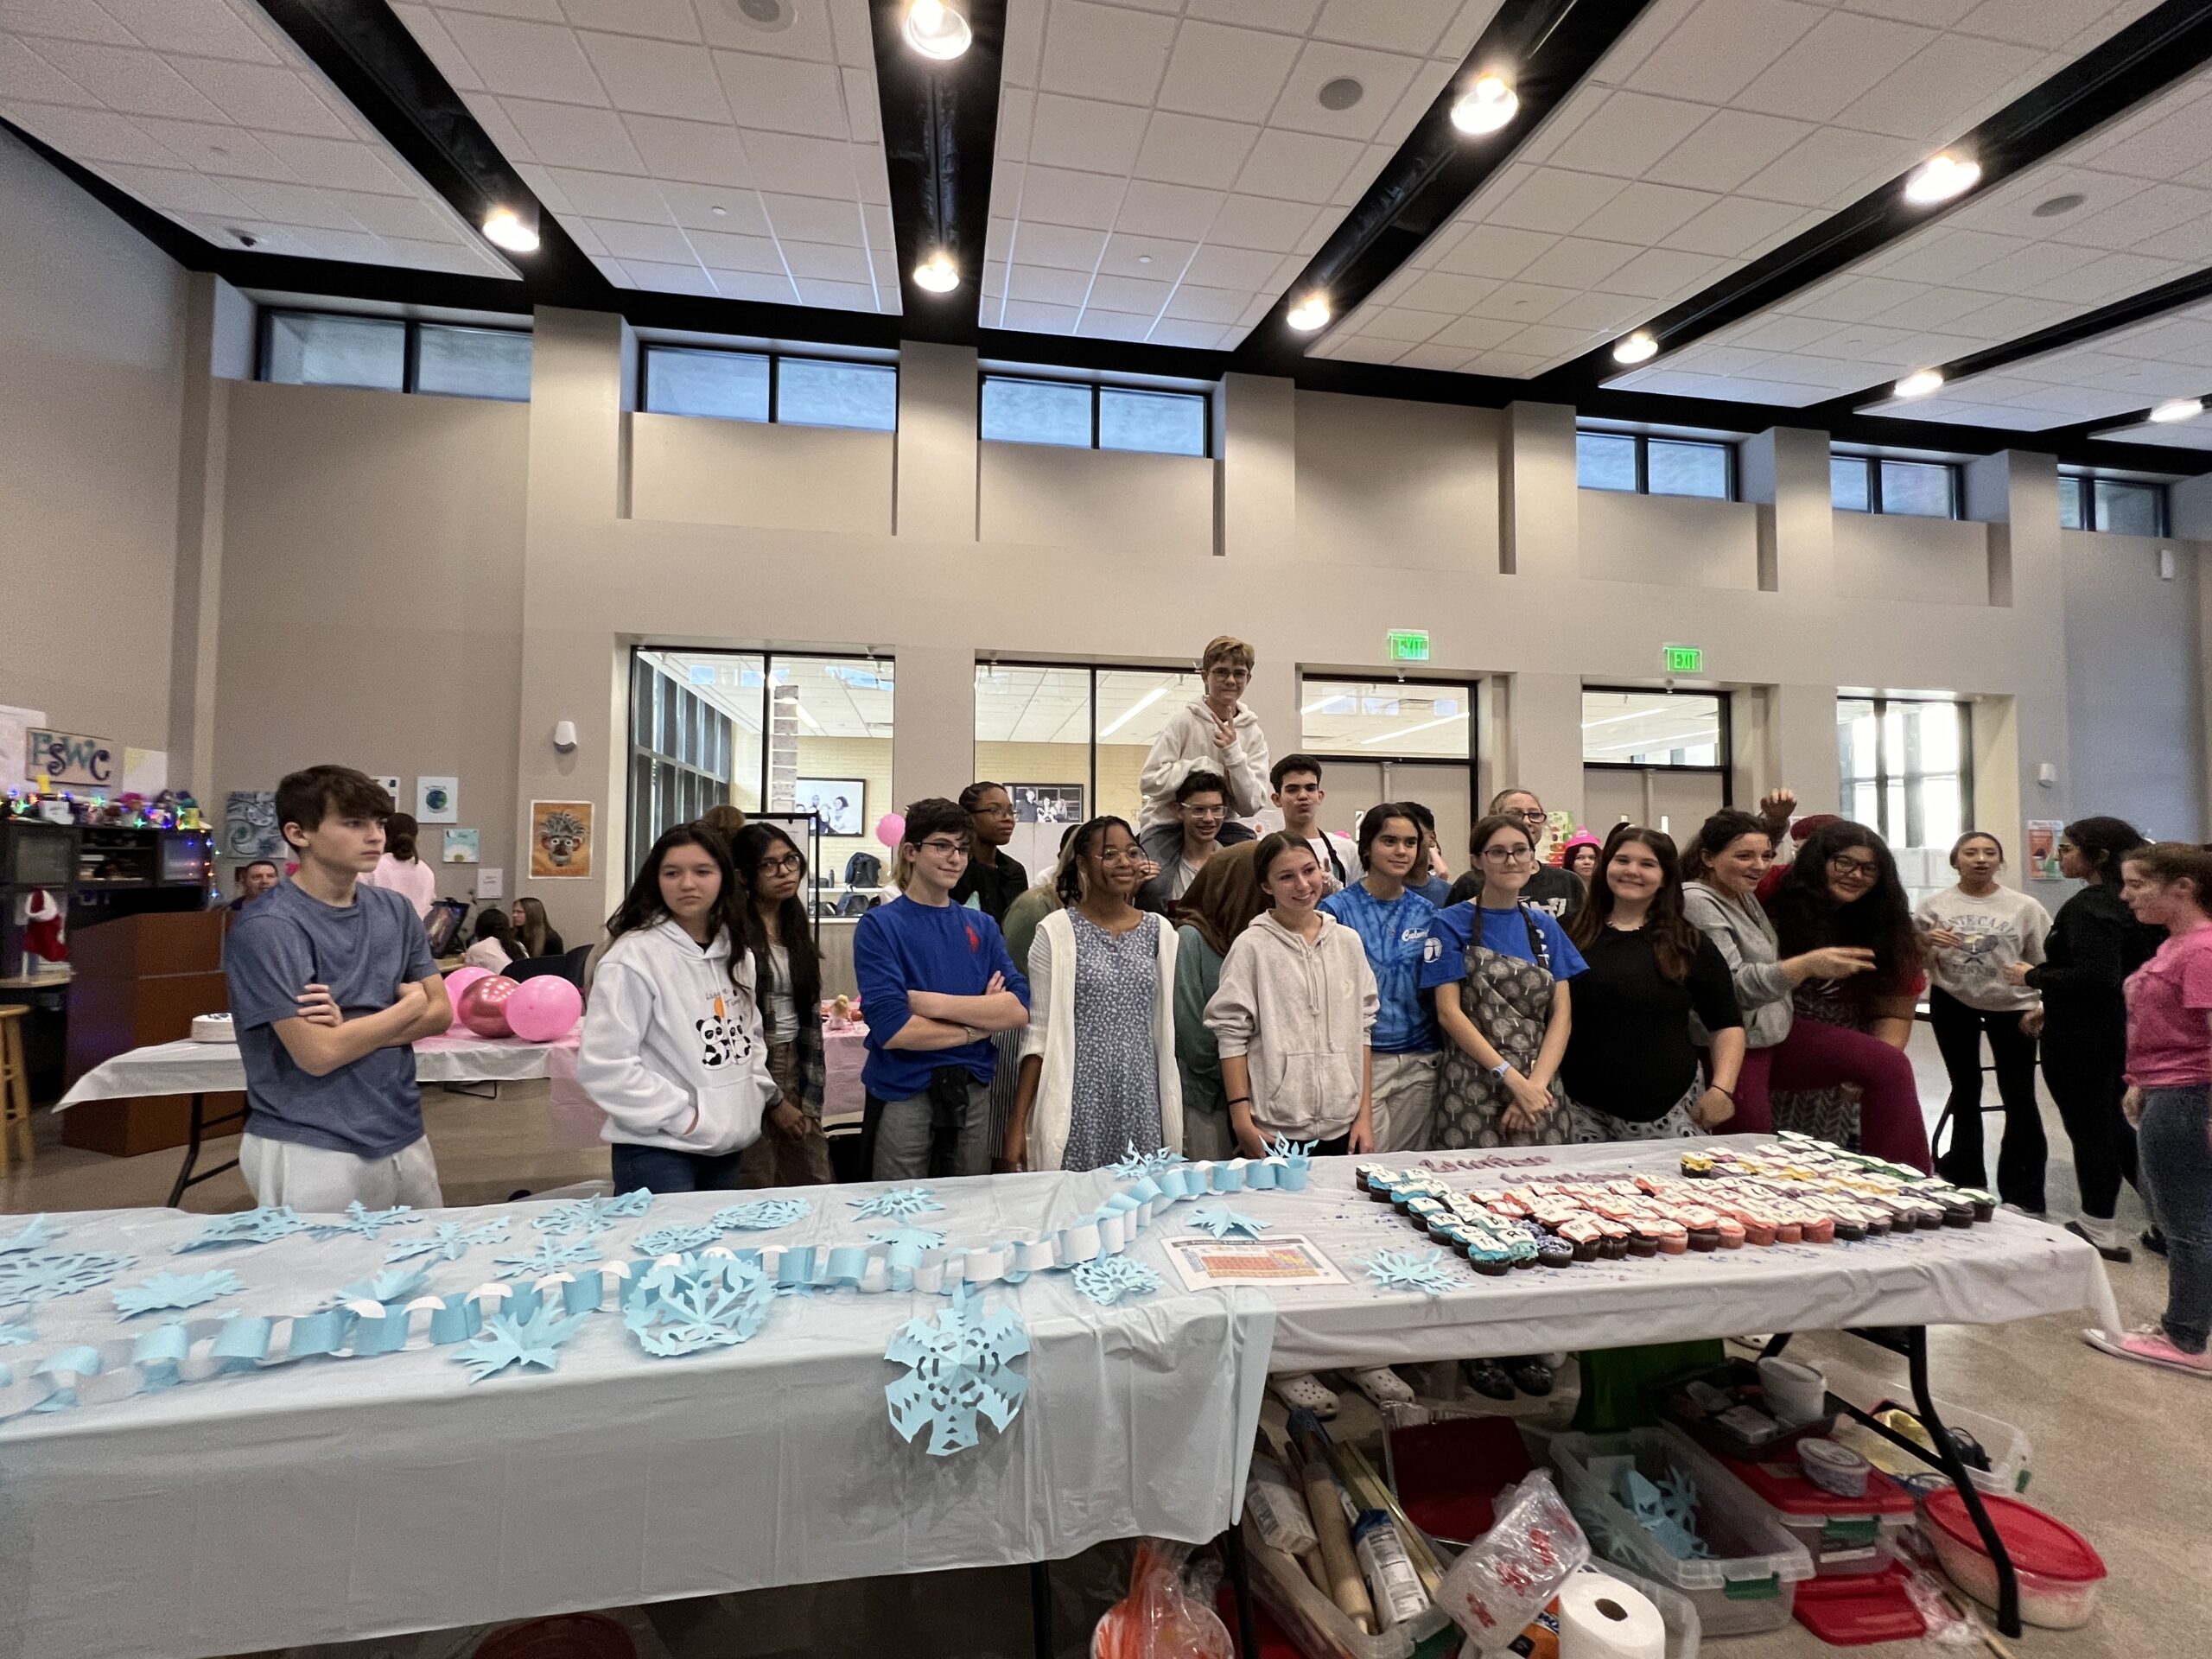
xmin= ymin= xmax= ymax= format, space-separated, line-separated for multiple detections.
xmin=1894 ymin=368 xmax=1944 ymax=398
xmin=1318 ymin=76 xmax=1363 ymax=111
xmin=1612 ymin=331 xmax=1658 ymax=365
xmin=1136 ymin=253 xmax=1151 ymax=264
xmin=1287 ymin=295 xmax=1331 ymax=332
xmin=903 ymin=0 xmax=970 ymax=60
xmin=1904 ymin=154 xmax=1980 ymax=206
xmin=709 ymin=204 xmax=728 ymax=217
xmin=2149 ymin=397 xmax=2203 ymax=423
xmin=729 ymin=0 xmax=791 ymax=28
xmin=912 ymin=250 xmax=959 ymax=293
xmin=481 ymin=205 xmax=538 ymax=253
xmin=1451 ymin=74 xmax=1517 ymax=136
xmin=2032 ymin=193 xmax=2085 ymax=218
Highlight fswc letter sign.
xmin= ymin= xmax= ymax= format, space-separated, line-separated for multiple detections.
xmin=26 ymin=728 xmax=116 ymax=789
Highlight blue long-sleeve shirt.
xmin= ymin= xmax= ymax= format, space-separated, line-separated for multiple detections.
xmin=854 ymin=895 xmax=1030 ymax=1099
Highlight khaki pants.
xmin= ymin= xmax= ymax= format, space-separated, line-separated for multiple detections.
xmin=240 ymin=1131 xmax=443 ymax=1211
xmin=739 ymin=1041 xmax=834 ymax=1186
xmin=1370 ymin=1050 xmax=1440 ymax=1154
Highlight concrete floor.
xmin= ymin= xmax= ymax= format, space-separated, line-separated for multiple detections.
xmin=4 ymin=1030 xmax=2192 ymax=1659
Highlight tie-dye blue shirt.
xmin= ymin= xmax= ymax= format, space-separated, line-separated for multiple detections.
xmin=1319 ymin=882 xmax=1440 ymax=1054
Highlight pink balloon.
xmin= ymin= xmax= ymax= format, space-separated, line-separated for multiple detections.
xmin=506 ymin=974 xmax=582 ymax=1043
xmin=458 ymin=975 xmax=518 ymax=1038
xmin=875 ymin=812 xmax=906 ymax=849
xmin=443 ymin=965 xmax=491 ymax=1016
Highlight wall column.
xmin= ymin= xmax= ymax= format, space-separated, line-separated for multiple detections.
xmin=1964 ymin=451 xmax=2069 ymax=865
xmin=894 ymin=341 xmax=977 ymax=540
xmin=1217 ymin=372 xmax=1294 ymax=563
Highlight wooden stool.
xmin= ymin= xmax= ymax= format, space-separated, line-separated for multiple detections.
xmin=0 ymin=1006 xmax=32 ymax=1174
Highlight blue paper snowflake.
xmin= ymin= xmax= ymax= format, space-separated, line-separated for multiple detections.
xmin=1186 ymin=1207 xmax=1268 ymax=1239
xmin=886 ymin=1282 xmax=1030 ymax=1457
xmin=386 ymin=1218 xmax=510 ymax=1264
xmin=869 ymin=1225 xmax=947 ymax=1249
xmin=714 ymin=1198 xmax=813 ymax=1231
xmin=306 ymin=1202 xmax=423 ymax=1242
xmin=1068 ymin=1255 xmax=1160 ymax=1306
xmin=849 ymin=1187 xmax=945 ymax=1221
xmin=0 ymin=1250 xmax=137 ymax=1306
xmin=493 ymin=1236 xmax=604 ymax=1280
xmin=112 ymin=1268 xmax=241 ymax=1319
xmin=0 ymin=1213 xmax=60 ymax=1255
xmin=175 ymin=1206 xmax=306 ymax=1251
xmin=635 ymin=1223 xmax=722 ymax=1257
xmin=334 ymin=1267 xmax=431 ymax=1306
xmin=1359 ymin=1249 xmax=1460 ymax=1298
xmin=1265 ymin=1135 xmax=1316 ymax=1161
xmin=0 ymin=1319 xmax=34 ymax=1346
xmin=623 ymin=1251 xmax=775 ymax=1356
xmin=456 ymin=1304 xmax=591 ymax=1382
xmin=533 ymin=1189 xmax=653 ymax=1236
xmin=1109 ymin=1143 xmax=1187 ymax=1179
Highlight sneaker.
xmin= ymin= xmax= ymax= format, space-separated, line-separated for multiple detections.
xmin=2142 ymin=1225 xmax=2169 ymax=1257
xmin=1509 ymin=1357 xmax=1556 ymax=1397
xmin=2065 ymin=1219 xmax=2132 ymax=1264
xmin=1348 ymin=1365 xmax=1414 ymax=1407
xmin=2082 ymin=1324 xmax=2210 ymax=1377
xmin=1272 ymin=1372 xmax=1339 ymax=1418
xmin=1461 ymin=1358 xmax=1516 ymax=1401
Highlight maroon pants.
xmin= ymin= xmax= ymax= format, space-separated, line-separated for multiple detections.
xmin=1735 ymin=1020 xmax=1932 ymax=1171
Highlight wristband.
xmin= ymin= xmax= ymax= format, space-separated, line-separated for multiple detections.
xmin=1225 ymin=1096 xmax=1252 ymax=1109
xmin=1711 ymin=1084 xmax=1735 ymax=1100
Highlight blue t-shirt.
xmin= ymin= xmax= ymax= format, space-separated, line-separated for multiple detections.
xmin=854 ymin=895 xmax=1031 ymax=1100
xmin=1320 ymin=883 xmax=1440 ymax=1054
xmin=1417 ymin=901 xmax=1587 ymax=993
xmin=1410 ymin=875 xmax=1455 ymax=909
xmin=223 ymin=878 xmax=439 ymax=1158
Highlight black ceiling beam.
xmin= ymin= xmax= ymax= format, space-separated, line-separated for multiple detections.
xmin=1538 ymin=0 xmax=2212 ymax=396
xmin=1232 ymin=0 xmax=1653 ymax=374
xmin=869 ymin=0 xmax=1007 ymax=342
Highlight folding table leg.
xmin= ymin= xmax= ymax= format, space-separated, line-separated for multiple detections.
xmin=1219 ymin=1523 xmax=1260 ymax=1659
xmin=1903 ymin=1325 xmax=2022 ymax=1638
xmin=1029 ymin=1559 xmax=1052 ymax=1659
xmin=167 ymin=1093 xmax=208 ymax=1208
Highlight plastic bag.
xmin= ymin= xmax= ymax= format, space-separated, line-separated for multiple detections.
xmin=1093 ymin=1539 xmax=1235 ymax=1659
xmin=1435 ymin=1471 xmax=1591 ymax=1655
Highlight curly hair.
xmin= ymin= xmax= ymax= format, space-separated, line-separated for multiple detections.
xmin=1767 ymin=820 xmax=1921 ymax=998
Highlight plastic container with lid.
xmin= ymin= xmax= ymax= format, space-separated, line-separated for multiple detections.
xmin=1549 ymin=1427 xmax=1815 ymax=1637
xmin=1923 ymin=1489 xmax=2107 ymax=1630
xmin=1715 ymin=1443 xmax=1916 ymax=1578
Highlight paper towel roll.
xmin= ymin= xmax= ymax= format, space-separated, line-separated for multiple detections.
xmin=1557 ymin=1572 xmax=1665 ymax=1659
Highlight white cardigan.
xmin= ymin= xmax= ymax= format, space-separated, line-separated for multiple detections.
xmin=1020 ymin=907 xmax=1183 ymax=1173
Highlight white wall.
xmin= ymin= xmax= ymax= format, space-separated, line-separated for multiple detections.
xmin=2062 ymin=528 xmax=2205 ymax=840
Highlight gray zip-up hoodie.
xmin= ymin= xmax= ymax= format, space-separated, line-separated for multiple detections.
xmin=1682 ymin=881 xmax=1795 ymax=1050
xmin=1204 ymin=910 xmax=1378 ymax=1141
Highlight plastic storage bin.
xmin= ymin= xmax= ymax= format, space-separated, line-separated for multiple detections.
xmin=1831 ymin=1397 xmax=2033 ymax=1497
xmin=1241 ymin=1516 xmax=1457 ymax=1659
xmin=1549 ymin=1427 xmax=1815 ymax=1638
xmin=1716 ymin=1446 xmax=1916 ymax=1577
xmin=1923 ymin=1489 xmax=2107 ymax=1630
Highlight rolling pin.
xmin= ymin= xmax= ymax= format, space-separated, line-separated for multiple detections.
xmin=1290 ymin=1412 xmax=1375 ymax=1633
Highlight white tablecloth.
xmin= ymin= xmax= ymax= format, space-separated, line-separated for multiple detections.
xmin=53 ymin=1031 xmax=574 ymax=1107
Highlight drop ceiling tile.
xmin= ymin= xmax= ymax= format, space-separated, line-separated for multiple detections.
xmin=1514 ymin=236 xmax=1640 ymax=290
xmin=1312 ymin=0 xmax=1459 ymax=55
xmin=1641 ymin=108 xmax=1815 ymax=194
xmin=1599 ymin=245 xmax=1729 ymax=298
xmin=714 ymin=48 xmax=851 ymax=137
xmin=1099 ymin=232 xmax=1192 ymax=276
xmin=1206 ymin=193 xmax=1320 ymax=251
xmin=1000 ymin=298 xmax=1084 ymax=334
xmin=1734 ymin=126 xmax=1921 ymax=208
xmin=1395 ymin=268 xmax=1500 ymax=313
xmin=26 ymin=37 xmax=225 ymax=119
xmin=1738 ymin=10 xmax=1932 ymax=125
xmin=1834 ymin=31 xmax=2043 ymax=142
xmin=793 ymin=276 xmax=877 ymax=308
xmin=1430 ymin=314 xmax=1522 ymax=351
xmin=1014 ymin=219 xmax=1109 ymax=270
xmin=1792 ymin=274 xmax=1929 ymax=323
xmin=1358 ymin=307 xmax=1449 ymax=343
xmin=658 ymin=179 xmax=767 ymax=232
xmin=1432 ymin=225 xmax=1557 ymax=280
xmin=333 ymin=192 xmax=468 ymax=240
xmin=612 ymin=257 xmax=713 ymax=294
xmin=1148 ymin=319 xmax=1230 ymax=350
xmin=2026 ymin=250 xmax=2185 ymax=305
xmin=1134 ymin=112 xmax=1259 ymax=190
xmin=542 ymin=164 xmax=671 ymax=221
xmin=100 ymin=162 xmax=252 ymax=215
xmin=6 ymin=1 xmax=137 ymax=48
xmin=1601 ymin=180 xmax=1722 ymax=245
xmin=1183 ymin=240 xmax=1283 ymax=289
xmin=558 ymin=0 xmax=702 ymax=42
xmin=2132 ymin=213 xmax=2212 ymax=264
xmin=1015 ymin=164 xmax=1130 ymax=229
xmin=1396 ymin=341 xmax=1477 ymax=372
xmin=1546 ymin=91 xmax=1714 ymax=179
xmin=1164 ymin=283 xmax=1252 ymax=324
xmin=589 ymin=217 xmax=694 ymax=261
xmin=1269 ymin=41 xmax=1424 ymax=143
xmin=572 ymin=31 xmax=721 ymax=120
xmin=257 ymin=132 xmax=411 ymax=194
xmin=781 ymin=238 xmax=869 ymax=282
xmin=1234 ymin=126 xmax=1364 ymax=201
xmin=438 ymin=10 xmax=607 ymax=104
xmin=1662 ymin=194 xmax=1811 ymax=257
xmin=1088 ymin=271 xmax=1173 ymax=312
xmin=2057 ymin=183 xmax=2212 ymax=252
xmin=740 ymin=129 xmax=860 ymax=199
xmin=1029 ymin=92 xmax=1149 ymax=174
xmin=9 ymin=103 xmax=175 ymax=165
xmin=1116 ymin=179 xmax=1224 ymax=239
xmin=1621 ymin=0 xmax=1823 ymax=103
xmin=709 ymin=268 xmax=800 ymax=302
xmin=1039 ymin=0 xmax=1174 ymax=106
xmin=1466 ymin=280 xmax=1580 ymax=323
xmin=1076 ymin=308 xmax=1156 ymax=341
xmin=758 ymin=190 xmax=863 ymax=245
xmin=1542 ymin=289 xmax=1651 ymax=332
xmin=0 ymin=36 xmax=97 ymax=104
xmin=501 ymin=95 xmax=646 ymax=169
xmin=1157 ymin=22 xmax=1302 ymax=123
xmin=1485 ymin=168 xmax=1630 ymax=235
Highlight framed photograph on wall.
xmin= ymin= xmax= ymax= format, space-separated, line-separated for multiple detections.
xmin=1009 ymin=784 xmax=1084 ymax=824
xmin=416 ymin=776 xmax=460 ymax=823
xmin=530 ymin=800 xmax=594 ymax=879
xmin=793 ymin=779 xmax=865 ymax=836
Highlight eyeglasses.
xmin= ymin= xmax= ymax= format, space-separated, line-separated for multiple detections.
xmin=1511 ymin=807 xmax=1547 ymax=824
xmin=1097 ymin=849 xmax=1143 ymax=866
xmin=974 ymin=803 xmax=1015 ymax=818
xmin=1827 ymin=855 xmax=1878 ymax=880
xmin=758 ymin=855 xmax=802 ymax=874
xmin=1481 ymin=845 xmax=1535 ymax=864
xmin=918 ymin=838 xmax=969 ymax=857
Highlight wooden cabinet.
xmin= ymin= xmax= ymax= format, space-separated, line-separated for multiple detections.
xmin=62 ymin=909 xmax=238 ymax=1157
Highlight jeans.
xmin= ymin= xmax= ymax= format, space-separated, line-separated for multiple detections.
xmin=1735 ymin=1021 xmax=1932 ymax=1170
xmin=2138 ymin=1084 xmax=2212 ymax=1354
xmin=611 ymin=1141 xmax=751 ymax=1194
xmin=2043 ymin=1021 xmax=2139 ymax=1220
xmin=1929 ymin=989 xmax=2045 ymax=1210
xmin=869 ymin=1077 xmax=992 ymax=1180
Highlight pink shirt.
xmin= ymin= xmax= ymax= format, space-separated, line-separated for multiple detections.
xmin=359 ymin=854 xmax=437 ymax=920
xmin=2124 ymin=925 xmax=2212 ymax=1088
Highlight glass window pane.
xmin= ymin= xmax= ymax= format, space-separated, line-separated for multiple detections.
xmin=642 ymin=650 xmax=766 ymax=810
xmin=1836 ymin=698 xmax=1878 ymax=826
xmin=976 ymin=664 xmax=1096 ymax=861
xmin=1098 ymin=388 xmax=1205 ymax=455
xmin=1576 ymin=432 xmax=1637 ymax=492
xmin=772 ymin=657 xmax=893 ymax=855
xmin=1830 ymin=457 xmax=1871 ymax=512
xmin=645 ymin=346 xmax=769 ymax=421
xmin=2057 ymin=475 xmax=2087 ymax=530
xmin=263 ymin=312 xmax=404 ymax=391
xmin=1581 ymin=690 xmax=1722 ymax=766
xmin=1096 ymin=668 xmax=1203 ymax=822
xmin=414 ymin=324 xmax=531 ymax=401
xmin=778 ymin=358 xmax=897 ymax=430
xmin=1647 ymin=440 xmax=1730 ymax=499
xmin=981 ymin=377 xmax=1092 ymax=447
xmin=1305 ymin=678 xmax=1474 ymax=759
xmin=1880 ymin=461 xmax=1954 ymax=518
xmin=2094 ymin=480 xmax=2162 ymax=537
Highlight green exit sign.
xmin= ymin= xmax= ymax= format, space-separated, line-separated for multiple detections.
xmin=1665 ymin=645 xmax=1705 ymax=674
xmin=1388 ymin=629 xmax=1430 ymax=662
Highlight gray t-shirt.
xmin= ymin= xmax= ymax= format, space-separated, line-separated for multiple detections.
xmin=225 ymin=877 xmax=438 ymax=1157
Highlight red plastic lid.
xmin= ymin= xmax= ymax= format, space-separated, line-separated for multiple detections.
xmin=1924 ymin=1490 xmax=2107 ymax=1582
xmin=1792 ymin=1563 xmax=1928 ymax=1646
xmin=1721 ymin=1447 xmax=1915 ymax=1516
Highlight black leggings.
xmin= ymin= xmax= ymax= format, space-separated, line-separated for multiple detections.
xmin=2041 ymin=1019 xmax=2139 ymax=1220
xmin=1929 ymin=989 xmax=2045 ymax=1211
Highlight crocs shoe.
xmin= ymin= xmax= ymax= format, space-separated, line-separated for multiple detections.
xmin=1509 ymin=1357 xmax=1556 ymax=1397
xmin=1461 ymin=1358 xmax=1516 ymax=1401
xmin=1273 ymin=1371 xmax=1340 ymax=1417
xmin=2083 ymin=1324 xmax=2210 ymax=1378
xmin=1348 ymin=1365 xmax=1414 ymax=1407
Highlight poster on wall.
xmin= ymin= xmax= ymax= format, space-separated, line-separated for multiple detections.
xmin=416 ymin=776 xmax=460 ymax=823
xmin=224 ymin=791 xmax=284 ymax=859
xmin=371 ymin=776 xmax=401 ymax=804
xmin=477 ymin=868 xmax=504 ymax=899
xmin=2026 ymin=819 xmax=2064 ymax=880
xmin=794 ymin=779 xmax=865 ymax=836
xmin=442 ymin=828 xmax=480 ymax=865
xmin=0 ymin=705 xmax=45 ymax=793
xmin=530 ymin=801 xmax=594 ymax=879
xmin=25 ymin=728 xmax=116 ymax=789
xmin=1009 ymin=784 xmax=1084 ymax=824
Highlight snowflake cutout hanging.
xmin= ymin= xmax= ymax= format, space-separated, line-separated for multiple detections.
xmin=848 ymin=1187 xmax=944 ymax=1221
xmin=1186 ymin=1207 xmax=1268 ymax=1239
xmin=455 ymin=1304 xmax=591 ymax=1382
xmin=1265 ymin=1135 xmax=1317 ymax=1161
xmin=386 ymin=1218 xmax=511 ymax=1264
xmin=533 ymin=1189 xmax=653 ymax=1236
xmin=0 ymin=1319 xmax=34 ymax=1346
xmin=714 ymin=1198 xmax=813 ymax=1231
xmin=334 ymin=1267 xmax=431 ymax=1306
xmin=869 ymin=1225 xmax=947 ymax=1249
xmin=1108 ymin=1143 xmax=1187 ymax=1180
xmin=175 ymin=1206 xmax=307 ymax=1251
xmin=885 ymin=1282 xmax=1029 ymax=1458
xmin=622 ymin=1250 xmax=775 ymax=1356
xmin=112 ymin=1268 xmax=242 ymax=1319
xmin=306 ymin=1202 xmax=423 ymax=1242
xmin=1358 ymin=1249 xmax=1461 ymax=1298
xmin=0 ymin=1250 xmax=137 ymax=1306
xmin=1068 ymin=1255 xmax=1160 ymax=1306
xmin=0 ymin=1213 xmax=60 ymax=1255
xmin=493 ymin=1236 xmax=604 ymax=1280
xmin=635 ymin=1223 xmax=721 ymax=1257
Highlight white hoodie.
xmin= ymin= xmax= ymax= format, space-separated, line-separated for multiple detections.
xmin=1204 ymin=910 xmax=1376 ymax=1141
xmin=1138 ymin=701 xmax=1271 ymax=829
xmin=577 ymin=919 xmax=777 ymax=1155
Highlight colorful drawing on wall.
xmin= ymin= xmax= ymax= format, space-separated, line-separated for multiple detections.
xmin=794 ymin=779 xmax=865 ymax=836
xmin=25 ymin=728 xmax=115 ymax=789
xmin=530 ymin=801 xmax=593 ymax=879
xmin=2026 ymin=819 xmax=2063 ymax=881
xmin=223 ymin=791 xmax=284 ymax=860
xmin=1009 ymin=784 xmax=1084 ymax=825
xmin=416 ymin=777 xmax=460 ymax=824
xmin=442 ymin=828 xmax=480 ymax=865
xmin=371 ymin=776 xmax=401 ymax=806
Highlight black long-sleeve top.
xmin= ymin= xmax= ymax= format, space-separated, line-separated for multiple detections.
xmin=2026 ymin=884 xmax=2159 ymax=1033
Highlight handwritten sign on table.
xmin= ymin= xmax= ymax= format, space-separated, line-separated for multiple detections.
xmin=25 ymin=728 xmax=115 ymax=788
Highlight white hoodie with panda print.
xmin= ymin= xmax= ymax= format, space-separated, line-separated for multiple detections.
xmin=578 ymin=918 xmax=778 ymax=1155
